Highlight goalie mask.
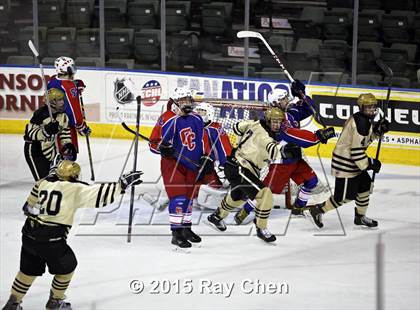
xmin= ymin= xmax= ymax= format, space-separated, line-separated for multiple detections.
xmin=194 ymin=102 xmax=215 ymax=125
xmin=48 ymin=88 xmax=65 ymax=113
xmin=56 ymin=160 xmax=81 ymax=181
xmin=264 ymin=107 xmax=285 ymax=133
xmin=267 ymin=88 xmax=291 ymax=111
xmin=170 ymin=87 xmax=195 ymax=114
xmin=357 ymin=93 xmax=378 ymax=119
xmin=54 ymin=56 xmax=77 ymax=76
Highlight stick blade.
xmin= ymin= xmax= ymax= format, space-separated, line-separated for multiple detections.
xmin=237 ymin=30 xmax=261 ymax=39
xmin=28 ymin=40 xmax=39 ymax=58
xmin=376 ymin=58 xmax=393 ymax=78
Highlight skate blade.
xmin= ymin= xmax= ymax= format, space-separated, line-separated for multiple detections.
xmin=307 ymin=214 xmax=324 ymax=230
xmin=191 ymin=242 xmax=202 ymax=248
xmin=257 ymin=238 xmax=277 ymax=245
xmin=353 ymin=225 xmax=379 ymax=230
xmin=172 ymin=246 xmax=191 ymax=254
xmin=203 ymin=219 xmax=226 ymax=233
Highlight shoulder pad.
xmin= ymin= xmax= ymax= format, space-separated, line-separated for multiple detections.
xmin=31 ymin=106 xmax=50 ymax=125
xmin=353 ymin=112 xmax=372 ymax=136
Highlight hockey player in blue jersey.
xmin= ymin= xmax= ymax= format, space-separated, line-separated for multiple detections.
xmin=152 ymin=88 xmax=213 ymax=250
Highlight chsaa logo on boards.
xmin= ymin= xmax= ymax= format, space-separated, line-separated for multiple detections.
xmin=141 ymin=80 xmax=162 ymax=107
xmin=113 ymin=78 xmax=135 ymax=105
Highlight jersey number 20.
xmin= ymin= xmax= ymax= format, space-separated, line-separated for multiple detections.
xmin=39 ymin=190 xmax=62 ymax=216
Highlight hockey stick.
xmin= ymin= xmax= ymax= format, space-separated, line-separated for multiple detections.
xmin=28 ymin=40 xmax=53 ymax=120
xmin=79 ymin=95 xmax=95 ymax=181
xmin=371 ymin=59 xmax=393 ymax=192
xmin=127 ymin=96 xmax=141 ymax=243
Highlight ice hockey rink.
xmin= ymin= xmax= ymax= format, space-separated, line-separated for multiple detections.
xmin=1 ymin=133 xmax=419 ymax=310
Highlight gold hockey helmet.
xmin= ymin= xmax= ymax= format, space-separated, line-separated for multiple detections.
xmin=357 ymin=93 xmax=377 ymax=108
xmin=48 ymin=88 xmax=65 ymax=102
xmin=56 ymin=160 xmax=81 ymax=181
xmin=264 ymin=107 xmax=285 ymax=122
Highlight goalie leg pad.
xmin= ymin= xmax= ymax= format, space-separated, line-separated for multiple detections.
xmin=197 ymin=184 xmax=227 ymax=209
xmin=254 ymin=187 xmax=273 ymax=229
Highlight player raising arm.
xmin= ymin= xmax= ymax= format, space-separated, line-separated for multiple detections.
xmin=2 ymin=160 xmax=142 ymax=310
xmin=310 ymin=93 xmax=390 ymax=228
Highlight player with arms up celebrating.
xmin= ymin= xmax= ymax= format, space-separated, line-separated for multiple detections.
xmin=310 ymin=93 xmax=390 ymax=228
xmin=207 ymin=107 xmax=293 ymax=243
xmin=2 ymin=160 xmax=142 ymax=310
xmin=24 ymin=88 xmax=77 ymax=180
xmin=47 ymin=57 xmax=91 ymax=152
xmin=235 ymin=83 xmax=335 ymax=223
xmin=149 ymin=88 xmax=213 ymax=250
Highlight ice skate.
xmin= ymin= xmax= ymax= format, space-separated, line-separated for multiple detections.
xmin=2 ymin=295 xmax=22 ymax=310
xmin=255 ymin=226 xmax=277 ymax=243
xmin=182 ymin=224 xmax=202 ymax=244
xmin=309 ymin=204 xmax=324 ymax=229
xmin=45 ymin=291 xmax=72 ymax=310
xmin=354 ymin=208 xmax=378 ymax=228
xmin=206 ymin=213 xmax=227 ymax=231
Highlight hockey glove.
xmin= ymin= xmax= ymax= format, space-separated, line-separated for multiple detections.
xmin=43 ymin=121 xmax=60 ymax=137
xmin=119 ymin=171 xmax=144 ymax=191
xmin=315 ymin=127 xmax=335 ymax=144
xmin=216 ymin=165 xmax=229 ymax=188
xmin=197 ymin=155 xmax=214 ymax=180
xmin=280 ymin=144 xmax=302 ymax=160
xmin=77 ymin=122 xmax=91 ymax=136
xmin=61 ymin=143 xmax=77 ymax=161
xmin=74 ymin=79 xmax=86 ymax=94
xmin=367 ymin=158 xmax=381 ymax=173
xmin=291 ymin=80 xmax=306 ymax=99
xmin=158 ymin=142 xmax=175 ymax=158
xmin=373 ymin=118 xmax=390 ymax=136
xmin=22 ymin=202 xmax=39 ymax=216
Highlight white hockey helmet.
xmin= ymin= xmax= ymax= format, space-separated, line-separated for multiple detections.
xmin=194 ymin=102 xmax=215 ymax=124
xmin=54 ymin=56 xmax=77 ymax=76
xmin=267 ymin=88 xmax=290 ymax=108
xmin=170 ymin=87 xmax=194 ymax=114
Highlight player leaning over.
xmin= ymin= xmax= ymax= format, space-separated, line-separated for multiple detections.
xmin=2 ymin=160 xmax=142 ymax=310
xmin=207 ymin=107 xmax=294 ymax=243
xmin=24 ymin=88 xmax=77 ymax=180
xmin=310 ymin=93 xmax=390 ymax=228
xmin=149 ymin=88 xmax=213 ymax=249
xmin=235 ymin=82 xmax=335 ymax=223
xmin=48 ymin=57 xmax=91 ymax=153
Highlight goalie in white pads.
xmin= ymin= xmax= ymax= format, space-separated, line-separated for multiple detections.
xmin=207 ymin=107 xmax=295 ymax=243
xmin=310 ymin=93 xmax=390 ymax=228
xmin=193 ymin=102 xmax=233 ymax=209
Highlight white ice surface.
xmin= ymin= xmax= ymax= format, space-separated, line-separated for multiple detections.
xmin=1 ymin=134 xmax=419 ymax=310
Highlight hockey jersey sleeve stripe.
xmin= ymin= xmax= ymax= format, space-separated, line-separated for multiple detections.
xmin=95 ymin=184 xmax=105 ymax=208
xmin=353 ymin=155 xmax=368 ymax=162
xmin=332 ymin=153 xmax=356 ymax=163
xmin=110 ymin=183 xmax=116 ymax=203
xmin=331 ymin=164 xmax=361 ymax=173
xmin=280 ymin=128 xmax=319 ymax=148
xmin=233 ymin=122 xmax=243 ymax=136
xmin=331 ymin=158 xmax=359 ymax=169
xmin=102 ymin=183 xmax=112 ymax=206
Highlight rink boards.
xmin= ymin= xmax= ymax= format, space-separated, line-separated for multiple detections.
xmin=1 ymin=65 xmax=419 ymax=166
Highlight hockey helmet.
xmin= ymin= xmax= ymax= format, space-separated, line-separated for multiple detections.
xmin=357 ymin=93 xmax=377 ymax=118
xmin=264 ymin=107 xmax=284 ymax=132
xmin=170 ymin=87 xmax=194 ymax=114
xmin=267 ymin=88 xmax=291 ymax=110
xmin=47 ymin=88 xmax=65 ymax=112
xmin=56 ymin=160 xmax=81 ymax=181
xmin=54 ymin=56 xmax=77 ymax=76
xmin=194 ymin=102 xmax=215 ymax=124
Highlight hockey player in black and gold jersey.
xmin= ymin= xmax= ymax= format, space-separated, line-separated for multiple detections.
xmin=24 ymin=88 xmax=77 ymax=181
xmin=2 ymin=160 xmax=143 ymax=310
xmin=206 ymin=107 xmax=295 ymax=243
xmin=310 ymin=93 xmax=390 ymax=229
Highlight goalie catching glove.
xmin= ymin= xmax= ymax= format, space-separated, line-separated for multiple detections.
xmin=119 ymin=171 xmax=144 ymax=192
xmin=315 ymin=127 xmax=335 ymax=144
